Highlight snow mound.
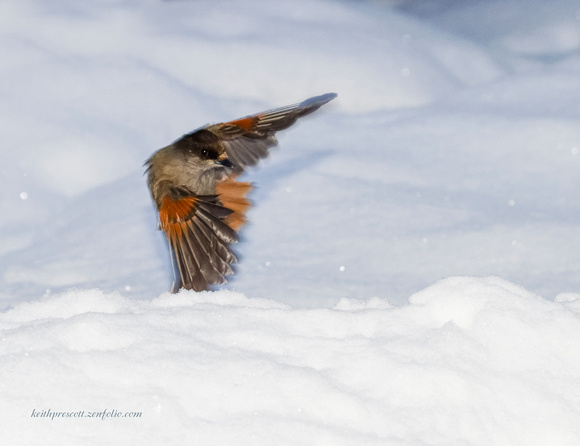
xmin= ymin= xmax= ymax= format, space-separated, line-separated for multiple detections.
xmin=2 ymin=277 xmax=580 ymax=444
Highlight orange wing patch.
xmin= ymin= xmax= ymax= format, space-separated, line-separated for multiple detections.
xmin=159 ymin=195 xmax=199 ymax=239
xmin=216 ymin=177 xmax=252 ymax=231
xmin=226 ymin=116 xmax=259 ymax=132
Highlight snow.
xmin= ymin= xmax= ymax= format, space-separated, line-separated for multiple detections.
xmin=3 ymin=278 xmax=580 ymax=444
xmin=1 ymin=0 xmax=580 ymax=444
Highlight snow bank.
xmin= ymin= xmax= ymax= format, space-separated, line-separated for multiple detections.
xmin=2 ymin=277 xmax=580 ymax=445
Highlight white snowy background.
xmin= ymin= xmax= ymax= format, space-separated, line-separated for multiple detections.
xmin=1 ymin=0 xmax=580 ymax=444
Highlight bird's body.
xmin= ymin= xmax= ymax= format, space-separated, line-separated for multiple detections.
xmin=146 ymin=93 xmax=336 ymax=293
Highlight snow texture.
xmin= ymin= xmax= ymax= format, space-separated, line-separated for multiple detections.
xmin=1 ymin=0 xmax=580 ymax=444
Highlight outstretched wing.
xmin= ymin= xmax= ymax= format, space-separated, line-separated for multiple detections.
xmin=158 ymin=187 xmax=239 ymax=292
xmin=207 ymin=93 xmax=337 ymax=174
xmin=154 ymin=93 xmax=336 ymax=293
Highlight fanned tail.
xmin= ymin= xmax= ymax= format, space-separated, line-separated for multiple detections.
xmin=216 ymin=177 xmax=252 ymax=231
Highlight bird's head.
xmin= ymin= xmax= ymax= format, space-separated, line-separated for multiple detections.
xmin=175 ymin=129 xmax=233 ymax=175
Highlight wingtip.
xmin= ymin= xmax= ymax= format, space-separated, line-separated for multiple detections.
xmin=300 ymin=93 xmax=337 ymax=108
xmin=323 ymin=92 xmax=338 ymax=101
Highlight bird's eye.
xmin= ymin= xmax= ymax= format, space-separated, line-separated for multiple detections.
xmin=201 ymin=149 xmax=209 ymax=158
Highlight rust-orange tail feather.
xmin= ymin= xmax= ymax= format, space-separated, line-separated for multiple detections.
xmin=216 ymin=177 xmax=252 ymax=231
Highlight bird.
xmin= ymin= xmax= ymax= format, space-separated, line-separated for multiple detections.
xmin=145 ymin=93 xmax=337 ymax=293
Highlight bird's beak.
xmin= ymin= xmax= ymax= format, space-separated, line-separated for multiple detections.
xmin=216 ymin=158 xmax=234 ymax=169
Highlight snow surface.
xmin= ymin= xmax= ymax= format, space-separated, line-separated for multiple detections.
xmin=2 ymin=0 xmax=580 ymax=444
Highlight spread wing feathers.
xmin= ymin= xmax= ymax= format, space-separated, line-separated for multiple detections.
xmin=159 ymin=191 xmax=239 ymax=293
xmin=209 ymin=92 xmax=337 ymax=173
